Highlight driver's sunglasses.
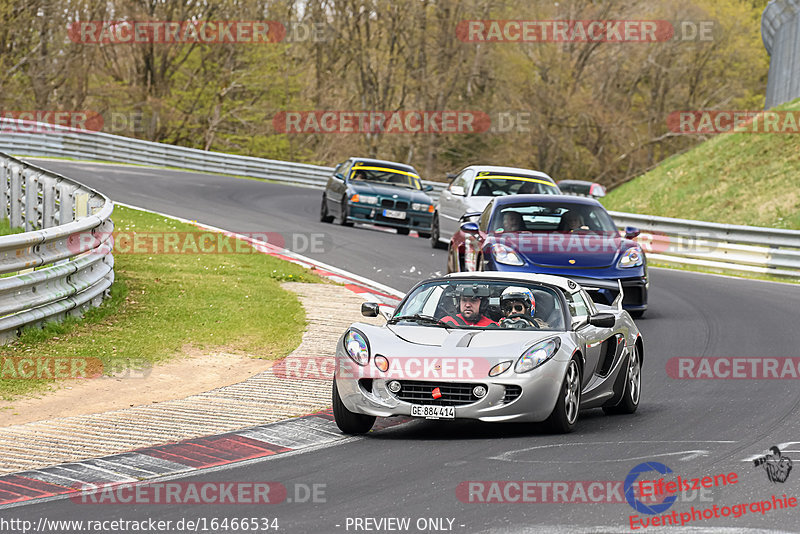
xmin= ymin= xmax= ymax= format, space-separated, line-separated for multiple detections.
xmin=507 ymin=303 xmax=525 ymax=313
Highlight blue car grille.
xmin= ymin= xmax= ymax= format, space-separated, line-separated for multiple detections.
xmin=393 ymin=380 xmax=483 ymax=406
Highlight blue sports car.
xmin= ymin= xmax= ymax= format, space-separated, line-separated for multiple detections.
xmin=447 ymin=195 xmax=648 ymax=317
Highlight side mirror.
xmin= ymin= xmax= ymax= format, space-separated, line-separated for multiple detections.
xmin=361 ymin=302 xmax=379 ymax=317
xmin=334 ymin=172 xmax=344 ymax=180
xmin=588 ymin=313 xmax=615 ymax=328
xmin=447 ymin=173 xmax=457 ymax=180
xmin=460 ymin=221 xmax=479 ymax=233
xmin=423 ymin=184 xmax=433 ymax=192
xmin=624 ymin=226 xmax=640 ymax=239
xmin=450 ymin=185 xmax=466 ymax=196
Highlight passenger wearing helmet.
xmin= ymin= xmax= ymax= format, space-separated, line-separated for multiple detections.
xmin=499 ymin=286 xmax=549 ymax=329
xmin=441 ymin=284 xmax=497 ymax=327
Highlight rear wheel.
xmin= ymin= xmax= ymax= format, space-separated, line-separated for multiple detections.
xmin=397 ymin=227 xmax=410 ymax=235
xmin=545 ymin=358 xmax=581 ymax=433
xmin=320 ymin=195 xmax=333 ymax=223
xmin=431 ymin=214 xmax=446 ymax=249
xmin=603 ymin=345 xmax=641 ymax=415
xmin=332 ymin=378 xmax=375 ymax=434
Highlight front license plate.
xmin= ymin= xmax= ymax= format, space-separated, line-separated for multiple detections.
xmin=382 ymin=209 xmax=407 ymax=219
xmin=411 ymin=405 xmax=455 ymax=419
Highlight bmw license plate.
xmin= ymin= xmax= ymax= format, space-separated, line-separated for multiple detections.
xmin=382 ymin=209 xmax=406 ymax=219
xmin=411 ymin=405 xmax=455 ymax=419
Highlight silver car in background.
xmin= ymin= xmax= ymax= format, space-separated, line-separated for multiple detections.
xmin=332 ymin=272 xmax=643 ymax=435
xmin=431 ymin=165 xmax=561 ymax=249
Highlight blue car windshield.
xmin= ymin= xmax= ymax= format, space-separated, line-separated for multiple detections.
xmin=350 ymin=165 xmax=421 ymax=190
xmin=394 ymin=280 xmax=566 ymax=331
xmin=491 ymin=203 xmax=617 ymax=234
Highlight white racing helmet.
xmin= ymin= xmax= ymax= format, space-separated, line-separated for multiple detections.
xmin=501 ymin=286 xmax=535 ymax=315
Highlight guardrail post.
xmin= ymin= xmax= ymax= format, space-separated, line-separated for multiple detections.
xmin=23 ymin=169 xmax=41 ymax=231
xmin=0 ymin=160 xmax=8 ymax=222
xmin=59 ymin=183 xmax=75 ymax=224
xmin=9 ymin=165 xmax=22 ymax=229
xmin=41 ymin=176 xmax=57 ymax=228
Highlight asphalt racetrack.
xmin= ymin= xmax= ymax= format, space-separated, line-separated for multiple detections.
xmin=8 ymin=160 xmax=800 ymax=533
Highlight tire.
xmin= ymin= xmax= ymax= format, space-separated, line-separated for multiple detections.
xmin=320 ymin=195 xmax=333 ymax=223
xmin=545 ymin=358 xmax=581 ymax=433
xmin=430 ymin=214 xmax=446 ymax=249
xmin=603 ymin=345 xmax=641 ymax=415
xmin=338 ymin=198 xmax=353 ymax=226
xmin=446 ymin=244 xmax=459 ymax=274
xmin=629 ymin=310 xmax=645 ymax=319
xmin=332 ymin=378 xmax=375 ymax=434
xmin=396 ymin=227 xmax=410 ymax=235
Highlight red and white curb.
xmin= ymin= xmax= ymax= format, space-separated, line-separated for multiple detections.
xmin=0 ymin=409 xmax=410 ymax=508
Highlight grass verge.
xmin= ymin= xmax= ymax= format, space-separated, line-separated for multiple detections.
xmin=0 ymin=204 xmax=321 ymax=401
xmin=603 ymin=99 xmax=800 ymax=230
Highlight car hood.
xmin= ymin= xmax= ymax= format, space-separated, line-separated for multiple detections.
xmin=386 ymin=324 xmax=559 ymax=349
xmin=490 ymin=233 xmax=632 ymax=269
xmin=350 ymin=182 xmax=432 ymax=203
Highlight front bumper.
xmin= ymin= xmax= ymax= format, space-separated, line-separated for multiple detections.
xmin=334 ymin=356 xmax=568 ymax=423
xmin=348 ymin=203 xmax=433 ymax=231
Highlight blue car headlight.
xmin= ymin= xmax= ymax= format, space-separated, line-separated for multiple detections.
xmin=344 ymin=329 xmax=370 ymax=366
xmin=515 ymin=338 xmax=561 ymax=373
xmin=491 ymin=243 xmax=524 ymax=266
xmin=618 ymin=246 xmax=644 ymax=268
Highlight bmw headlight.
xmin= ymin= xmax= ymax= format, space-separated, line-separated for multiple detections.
xmin=618 ymin=246 xmax=643 ymax=268
xmin=344 ymin=329 xmax=370 ymax=366
xmin=491 ymin=243 xmax=524 ymax=266
xmin=515 ymin=338 xmax=561 ymax=373
xmin=412 ymin=203 xmax=434 ymax=212
xmin=359 ymin=195 xmax=379 ymax=205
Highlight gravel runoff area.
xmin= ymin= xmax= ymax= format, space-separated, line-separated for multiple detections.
xmin=0 ymin=282 xmax=382 ymax=475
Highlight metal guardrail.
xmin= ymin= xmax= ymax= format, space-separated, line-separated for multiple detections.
xmin=1 ymin=118 xmax=799 ymax=280
xmin=610 ymin=211 xmax=800 ymax=278
xmin=0 ymin=151 xmax=114 ymax=343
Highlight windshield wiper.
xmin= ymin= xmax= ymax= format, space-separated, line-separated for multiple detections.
xmin=388 ymin=314 xmax=452 ymax=328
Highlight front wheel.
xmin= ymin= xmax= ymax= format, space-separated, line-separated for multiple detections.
xmin=338 ymin=198 xmax=353 ymax=226
xmin=603 ymin=345 xmax=641 ymax=415
xmin=431 ymin=214 xmax=446 ymax=249
xmin=332 ymin=378 xmax=375 ymax=434
xmin=545 ymin=358 xmax=581 ymax=433
xmin=320 ymin=195 xmax=333 ymax=223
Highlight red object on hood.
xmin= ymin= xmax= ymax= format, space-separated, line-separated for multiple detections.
xmin=432 ymin=387 xmax=442 ymax=399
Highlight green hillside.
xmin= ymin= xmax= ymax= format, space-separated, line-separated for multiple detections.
xmin=603 ymin=100 xmax=800 ymax=230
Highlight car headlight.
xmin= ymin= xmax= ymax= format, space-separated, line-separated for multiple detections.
xmin=618 ymin=246 xmax=644 ymax=268
xmin=515 ymin=338 xmax=561 ymax=373
xmin=357 ymin=195 xmax=379 ymax=205
xmin=490 ymin=243 xmax=524 ymax=266
xmin=344 ymin=329 xmax=370 ymax=366
xmin=412 ymin=203 xmax=434 ymax=212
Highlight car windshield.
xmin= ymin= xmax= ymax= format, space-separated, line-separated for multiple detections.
xmin=350 ymin=165 xmax=421 ymax=190
xmin=471 ymin=173 xmax=558 ymax=197
xmin=491 ymin=202 xmax=618 ymax=234
xmin=392 ymin=279 xmax=566 ymax=331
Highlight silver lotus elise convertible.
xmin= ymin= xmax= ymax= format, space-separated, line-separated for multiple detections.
xmin=332 ymin=272 xmax=643 ymax=434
